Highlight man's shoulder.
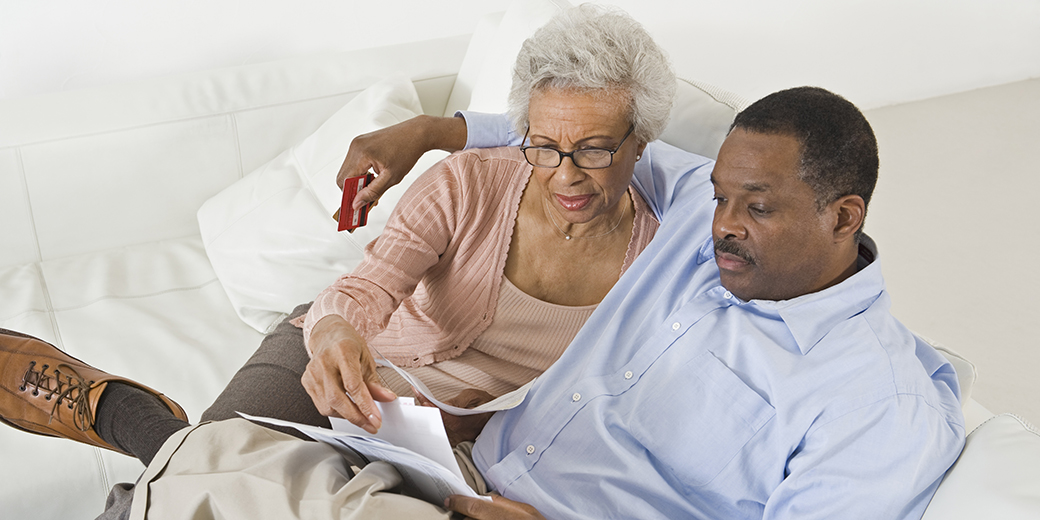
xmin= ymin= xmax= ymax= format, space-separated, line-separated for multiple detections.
xmin=810 ymin=306 xmax=963 ymax=426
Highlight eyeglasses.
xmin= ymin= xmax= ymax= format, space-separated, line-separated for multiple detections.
xmin=520 ymin=125 xmax=635 ymax=169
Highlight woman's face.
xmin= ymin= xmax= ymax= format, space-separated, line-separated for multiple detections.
xmin=525 ymin=87 xmax=645 ymax=226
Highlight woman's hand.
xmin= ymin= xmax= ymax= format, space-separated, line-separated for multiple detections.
xmin=337 ymin=114 xmax=468 ymax=209
xmin=414 ymin=388 xmax=496 ymax=446
xmin=445 ymin=494 xmax=546 ymax=520
xmin=301 ymin=315 xmax=396 ymax=433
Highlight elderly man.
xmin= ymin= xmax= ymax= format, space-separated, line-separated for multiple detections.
xmin=0 ymin=87 xmax=963 ymax=520
xmin=349 ymin=85 xmax=966 ymax=519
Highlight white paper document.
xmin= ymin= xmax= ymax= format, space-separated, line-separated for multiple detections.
xmin=239 ymin=398 xmax=490 ymax=507
xmin=373 ymin=349 xmax=535 ymax=416
xmin=327 ymin=397 xmax=462 ymax=480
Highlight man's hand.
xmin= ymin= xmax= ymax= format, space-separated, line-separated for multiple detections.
xmin=301 ymin=315 xmax=396 ymax=433
xmin=414 ymin=388 xmax=496 ymax=446
xmin=337 ymin=114 xmax=468 ymax=209
xmin=445 ymin=494 xmax=546 ymax=520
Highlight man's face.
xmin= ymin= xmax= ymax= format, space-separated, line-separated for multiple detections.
xmin=711 ymin=129 xmax=839 ymax=302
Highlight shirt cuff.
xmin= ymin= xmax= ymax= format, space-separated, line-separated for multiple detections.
xmin=455 ymin=110 xmax=523 ymax=149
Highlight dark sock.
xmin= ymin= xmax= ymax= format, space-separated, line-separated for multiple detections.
xmin=94 ymin=382 xmax=190 ymax=466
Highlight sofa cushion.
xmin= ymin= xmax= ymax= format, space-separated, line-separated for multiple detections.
xmin=658 ymin=76 xmax=748 ymax=160
xmin=0 ymin=234 xmax=266 ymax=518
xmin=923 ymin=414 xmax=1040 ymax=519
xmin=197 ymin=77 xmax=449 ymax=333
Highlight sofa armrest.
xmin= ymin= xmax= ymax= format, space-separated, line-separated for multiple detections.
xmin=923 ymin=414 xmax=1040 ymax=519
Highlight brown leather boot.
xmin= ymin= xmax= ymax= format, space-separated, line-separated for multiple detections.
xmin=0 ymin=328 xmax=188 ymax=455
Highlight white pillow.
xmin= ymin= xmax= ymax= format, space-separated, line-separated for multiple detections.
xmin=465 ymin=0 xmax=572 ymax=114
xmin=922 ymin=414 xmax=1040 ymax=519
xmin=658 ymin=76 xmax=748 ymax=160
xmin=198 ymin=77 xmax=448 ymax=333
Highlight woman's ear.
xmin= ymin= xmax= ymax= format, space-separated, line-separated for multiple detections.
xmin=635 ymin=141 xmax=648 ymax=160
xmin=831 ymin=194 xmax=866 ymax=242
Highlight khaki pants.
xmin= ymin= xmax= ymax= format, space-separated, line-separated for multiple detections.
xmin=125 ymin=419 xmax=458 ymax=520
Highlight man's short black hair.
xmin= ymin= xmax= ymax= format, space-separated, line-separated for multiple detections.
xmin=730 ymin=87 xmax=879 ymax=217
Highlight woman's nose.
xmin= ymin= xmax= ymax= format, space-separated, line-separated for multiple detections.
xmin=553 ymin=155 xmax=587 ymax=186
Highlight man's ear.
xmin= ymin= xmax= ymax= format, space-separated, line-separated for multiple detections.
xmin=830 ymin=195 xmax=866 ymax=242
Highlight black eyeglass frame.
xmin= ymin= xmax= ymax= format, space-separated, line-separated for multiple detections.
xmin=520 ymin=125 xmax=635 ymax=169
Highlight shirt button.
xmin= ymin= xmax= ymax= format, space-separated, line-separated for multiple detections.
xmin=724 ymin=291 xmax=733 ymax=299
xmin=572 ymin=393 xmax=581 ymax=402
xmin=624 ymin=371 xmax=633 ymax=380
xmin=526 ymin=445 xmax=535 ymax=455
xmin=672 ymin=322 xmax=681 ymax=331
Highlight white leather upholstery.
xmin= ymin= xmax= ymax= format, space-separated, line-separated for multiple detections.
xmin=924 ymin=414 xmax=1040 ymax=518
xmin=0 ymin=36 xmax=468 ymax=520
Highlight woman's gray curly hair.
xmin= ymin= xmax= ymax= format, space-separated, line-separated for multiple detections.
xmin=507 ymin=4 xmax=676 ymax=145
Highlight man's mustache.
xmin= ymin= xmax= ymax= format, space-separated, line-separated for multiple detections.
xmin=714 ymin=238 xmax=755 ymax=265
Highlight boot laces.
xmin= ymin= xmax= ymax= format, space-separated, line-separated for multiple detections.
xmin=20 ymin=361 xmax=95 ymax=432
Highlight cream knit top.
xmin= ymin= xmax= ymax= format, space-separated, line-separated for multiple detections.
xmin=377 ymin=276 xmax=596 ymax=400
xmin=299 ymin=147 xmax=659 ymax=397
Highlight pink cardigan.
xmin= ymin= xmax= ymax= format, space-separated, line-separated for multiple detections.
xmin=300 ymin=146 xmax=659 ymax=367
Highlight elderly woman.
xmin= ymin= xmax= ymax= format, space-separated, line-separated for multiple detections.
xmin=295 ymin=5 xmax=675 ymax=436
xmin=0 ymin=7 xmax=674 ymax=517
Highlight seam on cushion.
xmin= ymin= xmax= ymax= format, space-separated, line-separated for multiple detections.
xmin=1009 ymin=413 xmax=1040 ymax=436
xmin=32 ymin=262 xmax=65 ymax=352
xmin=16 ymin=146 xmax=65 ymax=352
xmin=0 ymin=91 xmax=363 ymax=151
xmin=92 ymin=448 xmax=111 ymax=503
xmin=968 ymin=412 xmax=1040 ymax=437
xmin=229 ymin=113 xmax=245 ymax=179
xmin=14 ymin=147 xmax=43 ymax=265
xmin=48 ymin=278 xmax=222 ymax=313
xmin=676 ymin=76 xmax=750 ymax=111
xmin=0 ymin=306 xmax=52 ymax=323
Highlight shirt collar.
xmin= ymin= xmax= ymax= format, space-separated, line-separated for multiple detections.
xmin=704 ymin=235 xmax=887 ymax=355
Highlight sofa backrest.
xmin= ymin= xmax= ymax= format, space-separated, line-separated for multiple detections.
xmin=0 ymin=35 xmax=469 ymax=269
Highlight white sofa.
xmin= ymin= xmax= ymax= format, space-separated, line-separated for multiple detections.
xmin=2 ymin=2 xmax=1038 ymax=518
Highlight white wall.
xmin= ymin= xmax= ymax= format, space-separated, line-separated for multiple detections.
xmin=864 ymin=78 xmax=1040 ymax=425
xmin=3 ymin=0 xmax=1039 ymax=109
xmin=609 ymin=0 xmax=1040 ymax=108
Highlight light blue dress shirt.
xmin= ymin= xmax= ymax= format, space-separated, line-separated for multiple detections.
xmin=459 ymin=111 xmax=966 ymax=520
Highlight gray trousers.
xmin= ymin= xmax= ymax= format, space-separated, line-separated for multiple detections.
xmin=99 ymin=302 xmax=327 ymax=519
xmin=200 ymin=302 xmax=329 ymax=432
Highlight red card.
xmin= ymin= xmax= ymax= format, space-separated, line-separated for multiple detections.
xmin=338 ymin=173 xmax=375 ymax=232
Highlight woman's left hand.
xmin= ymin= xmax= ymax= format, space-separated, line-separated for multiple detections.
xmin=445 ymin=494 xmax=546 ymax=520
xmin=414 ymin=388 xmax=496 ymax=446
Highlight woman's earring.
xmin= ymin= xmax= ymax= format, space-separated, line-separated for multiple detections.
xmin=636 ymin=155 xmax=642 ymax=160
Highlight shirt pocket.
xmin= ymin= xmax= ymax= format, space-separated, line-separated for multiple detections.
xmin=628 ymin=349 xmax=775 ymax=490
